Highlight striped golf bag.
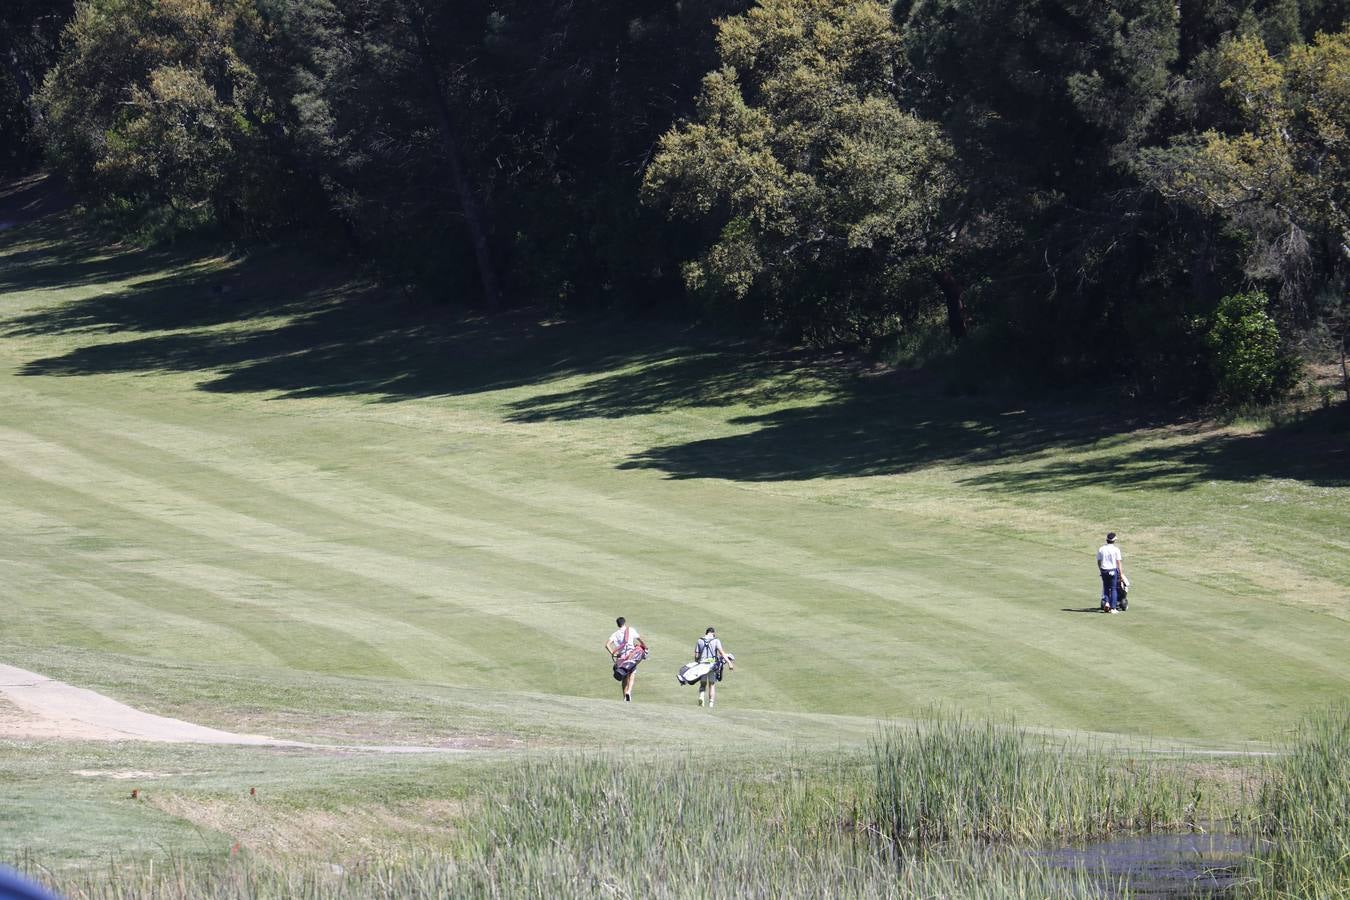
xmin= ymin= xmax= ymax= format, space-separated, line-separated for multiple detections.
xmin=613 ymin=645 xmax=647 ymax=681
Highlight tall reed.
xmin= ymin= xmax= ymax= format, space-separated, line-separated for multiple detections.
xmin=872 ymin=712 xmax=1195 ymax=844
xmin=1246 ymin=704 xmax=1350 ymax=898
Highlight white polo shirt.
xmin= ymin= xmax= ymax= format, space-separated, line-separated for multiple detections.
xmin=609 ymin=626 xmax=640 ymax=651
xmin=1097 ymin=543 xmax=1122 ymax=571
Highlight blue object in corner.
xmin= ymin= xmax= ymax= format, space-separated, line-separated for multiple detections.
xmin=0 ymin=867 xmax=61 ymax=900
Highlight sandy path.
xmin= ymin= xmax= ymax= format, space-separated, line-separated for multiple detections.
xmin=0 ymin=663 xmax=456 ymax=752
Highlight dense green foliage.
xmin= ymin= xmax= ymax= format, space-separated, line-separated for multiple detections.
xmin=19 ymin=0 xmax=1350 ymax=397
xmin=642 ymin=0 xmax=960 ymax=342
xmin=1206 ymin=290 xmax=1295 ymax=403
xmin=34 ymin=0 xmax=306 ymax=236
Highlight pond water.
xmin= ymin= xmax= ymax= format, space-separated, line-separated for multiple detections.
xmin=1037 ymin=832 xmax=1255 ymax=898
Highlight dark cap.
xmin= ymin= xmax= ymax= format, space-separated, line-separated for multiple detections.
xmin=1106 ymin=532 xmax=1116 ymax=543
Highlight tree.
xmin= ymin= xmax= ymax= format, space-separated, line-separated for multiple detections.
xmin=274 ymin=0 xmax=520 ymax=307
xmin=643 ymin=0 xmax=960 ymax=343
xmin=37 ymin=0 xmax=288 ymax=233
xmin=1141 ymin=30 xmax=1348 ymax=312
xmin=897 ymin=0 xmax=1189 ymax=383
xmin=274 ymin=0 xmax=747 ymax=308
xmin=0 ymin=0 xmax=75 ymax=173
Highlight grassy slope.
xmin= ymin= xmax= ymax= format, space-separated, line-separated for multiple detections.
xmin=0 ymin=176 xmax=1346 ymax=860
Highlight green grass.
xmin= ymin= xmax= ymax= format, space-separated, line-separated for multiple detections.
xmin=1 ymin=175 xmax=1348 ymax=884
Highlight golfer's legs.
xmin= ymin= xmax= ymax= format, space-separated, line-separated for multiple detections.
xmin=1101 ymin=569 xmax=1119 ymax=609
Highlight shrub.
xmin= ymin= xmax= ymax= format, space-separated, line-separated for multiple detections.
xmin=1206 ymin=291 xmax=1297 ymax=405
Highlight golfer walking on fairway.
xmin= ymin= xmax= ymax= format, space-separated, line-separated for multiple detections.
xmin=1098 ymin=532 xmax=1125 ymax=613
xmin=606 ymin=617 xmax=648 ymax=702
xmin=694 ymin=627 xmax=734 ymax=708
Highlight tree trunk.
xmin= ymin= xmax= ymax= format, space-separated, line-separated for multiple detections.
xmin=410 ymin=12 xmax=502 ymax=311
xmin=936 ymin=270 xmax=968 ymax=339
xmin=1341 ymin=325 xmax=1349 ymax=403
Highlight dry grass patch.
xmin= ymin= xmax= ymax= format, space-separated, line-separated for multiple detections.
xmin=148 ymin=794 xmax=468 ymax=860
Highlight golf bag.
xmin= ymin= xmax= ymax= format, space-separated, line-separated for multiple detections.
xmin=613 ymin=645 xmax=647 ymax=681
xmin=677 ymin=659 xmax=716 ymax=685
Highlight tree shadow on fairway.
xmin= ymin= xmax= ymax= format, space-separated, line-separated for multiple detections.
xmin=615 ymin=382 xmax=1182 ymax=481
xmin=11 ymin=279 xmax=684 ymax=402
xmin=0 ymin=178 xmax=183 ymax=295
xmin=3 ymin=194 xmax=837 ymax=409
xmin=4 ymin=185 xmax=1346 ymax=489
xmin=503 ymin=346 xmax=860 ymax=422
xmin=953 ymin=403 xmax=1350 ymax=492
xmin=618 ymin=391 xmax=1347 ymax=488
xmin=3 ymin=217 xmax=715 ymax=402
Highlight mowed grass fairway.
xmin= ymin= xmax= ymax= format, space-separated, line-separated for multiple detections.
xmin=1 ymin=177 xmax=1348 ymax=869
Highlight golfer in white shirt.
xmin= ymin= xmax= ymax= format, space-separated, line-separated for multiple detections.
xmin=1097 ymin=532 xmax=1125 ymax=613
xmin=605 ymin=616 xmax=648 ymax=701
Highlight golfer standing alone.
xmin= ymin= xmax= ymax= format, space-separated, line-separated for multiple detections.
xmin=1097 ymin=532 xmax=1125 ymax=613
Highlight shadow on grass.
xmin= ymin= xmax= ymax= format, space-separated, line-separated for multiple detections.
xmin=0 ymin=177 xmax=186 ymax=295
xmin=617 ymin=393 xmax=1347 ymax=487
xmin=3 ymin=214 xmax=711 ymax=402
xmin=952 ymin=405 xmax=1350 ymax=492
xmin=3 ymin=184 xmax=1346 ymax=489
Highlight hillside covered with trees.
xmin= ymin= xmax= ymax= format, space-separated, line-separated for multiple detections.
xmin=8 ymin=0 xmax=1348 ymax=403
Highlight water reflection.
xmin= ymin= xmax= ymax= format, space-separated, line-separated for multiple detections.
xmin=1037 ymin=833 xmax=1254 ymax=898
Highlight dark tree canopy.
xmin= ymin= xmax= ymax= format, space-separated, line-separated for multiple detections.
xmin=19 ymin=0 xmax=1350 ymax=402
xmin=1 ymin=0 xmax=75 ymax=173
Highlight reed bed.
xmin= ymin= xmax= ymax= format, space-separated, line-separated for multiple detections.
xmin=872 ymin=713 xmax=1198 ymax=844
xmin=38 ymin=751 xmax=1124 ymax=899
xmin=29 ymin=713 xmax=1252 ymax=898
xmin=38 ymin=848 xmax=1121 ymax=900
xmin=1245 ymin=704 xmax=1350 ymax=898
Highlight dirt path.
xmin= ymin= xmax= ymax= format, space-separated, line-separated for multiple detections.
xmin=0 ymin=663 xmax=457 ymax=753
